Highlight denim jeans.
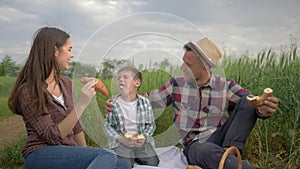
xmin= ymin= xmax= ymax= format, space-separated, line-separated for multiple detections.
xmin=184 ymin=96 xmax=257 ymax=169
xmin=24 ymin=146 xmax=131 ymax=169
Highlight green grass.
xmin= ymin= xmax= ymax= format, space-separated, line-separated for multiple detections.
xmin=0 ymin=97 xmax=13 ymax=121
xmin=0 ymin=47 xmax=299 ymax=168
xmin=0 ymin=77 xmax=15 ymax=120
xmin=0 ymin=136 xmax=25 ymax=168
xmin=0 ymin=77 xmax=15 ymax=97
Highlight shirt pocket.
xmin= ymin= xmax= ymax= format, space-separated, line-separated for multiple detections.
xmin=202 ymin=105 xmax=222 ymax=126
xmin=179 ymin=103 xmax=199 ymax=124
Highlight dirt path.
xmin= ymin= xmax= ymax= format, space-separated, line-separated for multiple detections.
xmin=0 ymin=115 xmax=26 ymax=150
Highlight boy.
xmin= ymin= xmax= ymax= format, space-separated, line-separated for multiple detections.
xmin=103 ymin=66 xmax=159 ymax=168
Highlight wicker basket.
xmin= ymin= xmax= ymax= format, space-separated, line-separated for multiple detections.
xmin=186 ymin=146 xmax=242 ymax=169
xmin=218 ymin=146 xmax=242 ymax=169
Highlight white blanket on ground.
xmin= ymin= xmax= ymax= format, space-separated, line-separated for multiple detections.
xmin=133 ymin=146 xmax=188 ymax=169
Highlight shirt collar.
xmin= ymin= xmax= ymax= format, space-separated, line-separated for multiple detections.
xmin=201 ymin=73 xmax=217 ymax=89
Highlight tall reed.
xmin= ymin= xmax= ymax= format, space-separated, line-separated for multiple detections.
xmin=222 ymin=47 xmax=299 ymax=168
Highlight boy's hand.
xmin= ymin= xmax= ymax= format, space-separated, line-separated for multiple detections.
xmin=117 ymin=136 xmax=136 ymax=147
xmin=134 ymin=138 xmax=146 ymax=147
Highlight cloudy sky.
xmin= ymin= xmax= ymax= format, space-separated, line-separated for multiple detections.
xmin=0 ymin=0 xmax=299 ymax=68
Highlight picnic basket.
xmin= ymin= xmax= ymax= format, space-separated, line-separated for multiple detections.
xmin=186 ymin=146 xmax=242 ymax=169
xmin=218 ymin=146 xmax=242 ymax=169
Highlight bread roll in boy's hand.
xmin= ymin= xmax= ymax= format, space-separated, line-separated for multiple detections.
xmin=124 ymin=131 xmax=145 ymax=140
xmin=80 ymin=77 xmax=109 ymax=96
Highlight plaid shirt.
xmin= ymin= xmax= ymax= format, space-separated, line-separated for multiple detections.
xmin=147 ymin=73 xmax=250 ymax=146
xmin=16 ymin=76 xmax=83 ymax=157
xmin=103 ymin=94 xmax=156 ymax=148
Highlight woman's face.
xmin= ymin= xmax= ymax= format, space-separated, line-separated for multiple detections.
xmin=55 ymin=38 xmax=74 ymax=71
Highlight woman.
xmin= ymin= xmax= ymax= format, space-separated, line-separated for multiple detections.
xmin=8 ymin=27 xmax=130 ymax=169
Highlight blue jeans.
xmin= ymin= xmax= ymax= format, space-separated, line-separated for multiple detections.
xmin=184 ymin=96 xmax=257 ymax=169
xmin=24 ymin=146 xmax=131 ymax=169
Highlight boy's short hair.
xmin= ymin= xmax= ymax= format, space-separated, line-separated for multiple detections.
xmin=118 ymin=66 xmax=142 ymax=83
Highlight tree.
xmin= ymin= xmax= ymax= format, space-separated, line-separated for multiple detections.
xmin=0 ymin=55 xmax=19 ymax=77
xmin=159 ymin=58 xmax=170 ymax=70
xmin=100 ymin=59 xmax=131 ymax=79
xmin=61 ymin=61 xmax=97 ymax=78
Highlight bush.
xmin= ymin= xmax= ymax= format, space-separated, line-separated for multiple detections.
xmin=0 ymin=136 xmax=25 ymax=168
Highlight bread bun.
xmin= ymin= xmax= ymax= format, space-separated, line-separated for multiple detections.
xmin=124 ymin=131 xmax=133 ymax=138
xmin=247 ymin=88 xmax=273 ymax=107
xmin=124 ymin=131 xmax=145 ymax=140
xmin=79 ymin=77 xmax=109 ymax=96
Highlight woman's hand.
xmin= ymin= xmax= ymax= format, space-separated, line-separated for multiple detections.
xmin=76 ymin=79 xmax=97 ymax=114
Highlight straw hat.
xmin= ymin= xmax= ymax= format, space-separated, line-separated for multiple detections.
xmin=184 ymin=37 xmax=222 ymax=68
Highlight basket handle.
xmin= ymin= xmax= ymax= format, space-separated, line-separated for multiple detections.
xmin=218 ymin=146 xmax=242 ymax=169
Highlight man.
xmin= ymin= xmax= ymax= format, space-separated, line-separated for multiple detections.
xmin=106 ymin=37 xmax=279 ymax=169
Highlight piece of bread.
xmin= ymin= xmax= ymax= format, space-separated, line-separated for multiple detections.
xmin=124 ymin=131 xmax=145 ymax=140
xmin=246 ymin=88 xmax=273 ymax=107
xmin=132 ymin=134 xmax=146 ymax=140
xmin=79 ymin=77 xmax=109 ymax=96
xmin=124 ymin=131 xmax=133 ymax=138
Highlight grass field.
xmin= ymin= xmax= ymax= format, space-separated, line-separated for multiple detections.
xmin=0 ymin=47 xmax=299 ymax=168
xmin=0 ymin=77 xmax=15 ymax=121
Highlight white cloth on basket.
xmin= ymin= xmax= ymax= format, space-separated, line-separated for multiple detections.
xmin=133 ymin=146 xmax=188 ymax=169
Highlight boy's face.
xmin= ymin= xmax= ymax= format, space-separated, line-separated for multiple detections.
xmin=117 ymin=70 xmax=139 ymax=95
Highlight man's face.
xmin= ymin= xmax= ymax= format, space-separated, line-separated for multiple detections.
xmin=180 ymin=50 xmax=206 ymax=82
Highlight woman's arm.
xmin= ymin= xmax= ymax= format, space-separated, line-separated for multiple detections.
xmin=74 ymin=131 xmax=87 ymax=146
xmin=58 ymin=79 xmax=96 ymax=139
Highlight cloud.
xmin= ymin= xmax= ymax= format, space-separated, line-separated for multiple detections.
xmin=0 ymin=0 xmax=299 ymax=65
xmin=76 ymin=12 xmax=207 ymax=67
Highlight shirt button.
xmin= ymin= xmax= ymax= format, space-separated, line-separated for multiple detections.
xmin=202 ymin=106 xmax=209 ymax=113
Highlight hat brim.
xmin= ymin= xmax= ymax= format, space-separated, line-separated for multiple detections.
xmin=185 ymin=41 xmax=216 ymax=68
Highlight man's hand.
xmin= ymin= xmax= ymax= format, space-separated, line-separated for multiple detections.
xmin=257 ymin=96 xmax=279 ymax=118
xmin=105 ymin=97 xmax=114 ymax=114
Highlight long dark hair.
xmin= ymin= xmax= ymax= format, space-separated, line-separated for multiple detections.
xmin=8 ymin=27 xmax=70 ymax=114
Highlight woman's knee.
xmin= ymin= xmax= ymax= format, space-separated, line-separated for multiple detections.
xmin=95 ymin=148 xmax=118 ymax=160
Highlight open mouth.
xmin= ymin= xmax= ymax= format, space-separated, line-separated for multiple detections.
xmin=119 ymin=84 xmax=125 ymax=88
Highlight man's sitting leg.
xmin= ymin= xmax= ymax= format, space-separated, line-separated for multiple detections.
xmin=185 ymin=141 xmax=254 ymax=169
